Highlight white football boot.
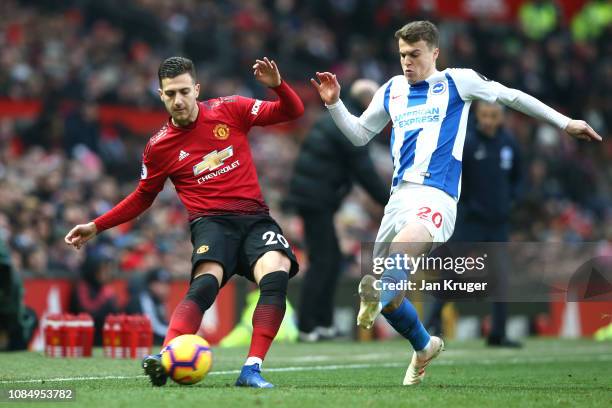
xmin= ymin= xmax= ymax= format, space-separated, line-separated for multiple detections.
xmin=356 ymin=275 xmax=383 ymax=330
xmin=403 ymin=336 xmax=445 ymax=385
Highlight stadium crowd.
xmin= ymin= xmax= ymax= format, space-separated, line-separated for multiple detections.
xmin=0 ymin=0 xmax=610 ymax=285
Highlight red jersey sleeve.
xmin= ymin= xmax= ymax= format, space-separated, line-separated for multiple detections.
xmin=93 ymin=142 xmax=167 ymax=232
xmin=230 ymin=80 xmax=304 ymax=131
xmin=139 ymin=142 xmax=168 ymax=194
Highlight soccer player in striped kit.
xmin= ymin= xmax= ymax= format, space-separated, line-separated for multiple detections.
xmin=311 ymin=20 xmax=601 ymax=385
xmin=66 ymin=56 xmax=304 ymax=388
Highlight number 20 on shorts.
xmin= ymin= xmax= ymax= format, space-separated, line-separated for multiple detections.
xmin=262 ymin=231 xmax=290 ymax=248
xmin=416 ymin=206 xmax=443 ymax=228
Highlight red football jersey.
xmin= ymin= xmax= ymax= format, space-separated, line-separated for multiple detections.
xmin=93 ymin=81 xmax=303 ymax=231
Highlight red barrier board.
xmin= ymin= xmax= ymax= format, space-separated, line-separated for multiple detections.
xmin=23 ymin=279 xmax=236 ymax=347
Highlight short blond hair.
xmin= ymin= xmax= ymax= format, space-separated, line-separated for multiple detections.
xmin=394 ymin=21 xmax=439 ymax=49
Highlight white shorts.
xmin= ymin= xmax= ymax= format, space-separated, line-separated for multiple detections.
xmin=375 ymin=182 xmax=457 ymax=248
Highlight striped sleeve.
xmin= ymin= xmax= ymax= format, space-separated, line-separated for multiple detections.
xmin=450 ymin=68 xmax=570 ymax=129
xmin=448 ymin=68 xmax=505 ymax=103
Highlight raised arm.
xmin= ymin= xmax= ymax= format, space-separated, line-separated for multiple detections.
xmin=496 ymin=87 xmax=601 ymax=141
xmin=311 ymin=72 xmax=390 ymax=146
xmin=249 ymin=57 xmax=304 ymax=125
xmin=451 ymin=68 xmax=602 ymax=142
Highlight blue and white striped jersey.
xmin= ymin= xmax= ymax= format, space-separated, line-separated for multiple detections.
xmin=358 ymin=68 xmax=505 ymax=200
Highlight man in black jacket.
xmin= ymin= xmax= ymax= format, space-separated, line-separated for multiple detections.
xmin=287 ymin=79 xmax=389 ymax=341
xmin=426 ymin=101 xmax=523 ymax=347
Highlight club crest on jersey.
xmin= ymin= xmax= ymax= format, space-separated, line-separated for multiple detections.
xmin=141 ymin=163 xmax=148 ymax=179
xmin=500 ymin=146 xmax=514 ymax=170
xmin=193 ymin=146 xmax=234 ymax=176
xmin=196 ymin=245 xmax=209 ymax=254
xmin=430 ymin=81 xmax=446 ymax=95
xmin=213 ymin=123 xmax=230 ymax=140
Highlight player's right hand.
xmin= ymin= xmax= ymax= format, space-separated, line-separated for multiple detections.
xmin=311 ymin=72 xmax=341 ymax=105
xmin=64 ymin=222 xmax=97 ymax=250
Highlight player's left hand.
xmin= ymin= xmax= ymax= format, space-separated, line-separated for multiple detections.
xmin=565 ymin=120 xmax=602 ymax=142
xmin=253 ymin=57 xmax=281 ymax=87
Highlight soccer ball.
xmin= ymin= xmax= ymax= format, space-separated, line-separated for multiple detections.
xmin=161 ymin=334 xmax=213 ymax=385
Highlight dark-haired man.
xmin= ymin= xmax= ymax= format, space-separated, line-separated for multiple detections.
xmin=425 ymin=101 xmax=524 ymax=348
xmin=311 ymin=20 xmax=601 ymax=385
xmin=287 ymin=79 xmax=389 ymax=341
xmin=65 ymin=56 xmax=304 ymax=388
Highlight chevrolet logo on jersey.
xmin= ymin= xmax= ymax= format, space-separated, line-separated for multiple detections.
xmin=193 ymin=146 xmax=234 ymax=176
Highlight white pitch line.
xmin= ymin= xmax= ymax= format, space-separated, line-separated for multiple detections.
xmin=1 ymin=354 xmax=610 ymax=385
xmin=0 ymin=375 xmax=148 ymax=384
xmin=0 ymin=364 xmax=399 ymax=385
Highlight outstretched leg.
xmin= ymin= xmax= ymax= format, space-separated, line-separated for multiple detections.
xmin=143 ymin=262 xmax=222 ymax=386
xmin=163 ymin=269 xmax=221 ymax=346
xmin=359 ymin=223 xmax=444 ymax=385
xmin=236 ymin=251 xmax=290 ymax=388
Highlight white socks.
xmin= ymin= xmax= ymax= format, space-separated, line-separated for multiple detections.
xmin=416 ymin=339 xmax=432 ymax=358
xmin=245 ymin=356 xmax=263 ymax=367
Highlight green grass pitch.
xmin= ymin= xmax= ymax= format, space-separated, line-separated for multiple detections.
xmin=1 ymin=339 xmax=611 ymax=407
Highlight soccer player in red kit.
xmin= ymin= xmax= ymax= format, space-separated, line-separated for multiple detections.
xmin=65 ymin=56 xmax=304 ymax=388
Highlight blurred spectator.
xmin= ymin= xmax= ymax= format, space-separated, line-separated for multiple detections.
xmin=571 ymin=0 xmax=612 ymax=42
xmin=286 ymin=79 xmax=388 ymax=341
xmin=426 ymin=102 xmax=523 ymax=348
xmin=0 ymin=237 xmax=37 ymax=351
xmin=64 ymin=101 xmax=101 ymax=156
xmin=126 ymin=267 xmax=171 ymax=345
xmin=69 ymin=245 xmax=119 ymax=345
xmin=518 ymin=0 xmax=561 ymax=40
